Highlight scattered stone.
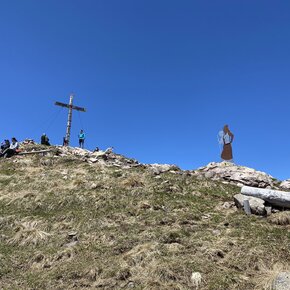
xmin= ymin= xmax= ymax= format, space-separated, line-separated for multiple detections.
xmin=212 ymin=229 xmax=221 ymax=236
xmin=222 ymin=201 xmax=233 ymax=209
xmin=191 ymin=272 xmax=202 ymax=288
xmin=127 ymin=281 xmax=135 ymax=288
xmin=201 ymin=214 xmax=211 ymax=220
xmin=90 ymin=183 xmax=98 ymax=190
xmin=64 ymin=240 xmax=79 ymax=248
xmin=63 ymin=232 xmax=79 ymax=247
xmin=68 ymin=232 xmax=78 ymax=238
xmin=272 ymin=272 xmax=290 ymax=290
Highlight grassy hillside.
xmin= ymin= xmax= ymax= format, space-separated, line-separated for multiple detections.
xmin=0 ymin=147 xmax=289 ymax=289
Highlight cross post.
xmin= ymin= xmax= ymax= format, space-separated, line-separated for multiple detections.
xmin=55 ymin=94 xmax=86 ymax=146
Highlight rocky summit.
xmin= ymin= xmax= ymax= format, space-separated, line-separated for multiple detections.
xmin=0 ymin=143 xmax=289 ymax=290
xmin=193 ymin=161 xmax=280 ymax=189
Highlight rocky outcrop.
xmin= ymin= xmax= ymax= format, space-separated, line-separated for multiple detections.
xmin=57 ymin=146 xmax=141 ymax=169
xmin=17 ymin=144 xmax=290 ymax=187
xmin=193 ymin=162 xmax=279 ymax=188
xmin=20 ymin=144 xmax=182 ymax=173
xmin=18 ymin=144 xmax=141 ymax=169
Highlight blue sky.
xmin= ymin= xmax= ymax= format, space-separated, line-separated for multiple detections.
xmin=0 ymin=0 xmax=290 ymax=180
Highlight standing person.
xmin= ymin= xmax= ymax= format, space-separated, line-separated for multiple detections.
xmin=220 ymin=125 xmax=234 ymax=162
xmin=63 ymin=137 xmax=68 ymax=146
xmin=78 ymin=129 xmax=85 ymax=149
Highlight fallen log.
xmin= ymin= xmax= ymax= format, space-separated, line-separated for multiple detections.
xmin=241 ymin=186 xmax=290 ymax=208
xmin=18 ymin=149 xmax=53 ymax=155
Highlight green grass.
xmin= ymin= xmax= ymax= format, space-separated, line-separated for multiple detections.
xmin=0 ymin=145 xmax=289 ymax=289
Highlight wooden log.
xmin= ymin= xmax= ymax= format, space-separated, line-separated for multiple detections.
xmin=18 ymin=150 xmax=53 ymax=155
xmin=241 ymin=186 xmax=290 ymax=208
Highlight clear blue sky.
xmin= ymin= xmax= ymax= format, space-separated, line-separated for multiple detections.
xmin=0 ymin=0 xmax=290 ymax=180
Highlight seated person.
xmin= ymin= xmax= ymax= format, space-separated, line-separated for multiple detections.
xmin=0 ymin=139 xmax=10 ymax=152
xmin=41 ymin=133 xmax=50 ymax=146
xmin=1 ymin=137 xmax=19 ymax=158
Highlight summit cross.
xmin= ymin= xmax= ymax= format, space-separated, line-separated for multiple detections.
xmin=55 ymin=94 xmax=86 ymax=146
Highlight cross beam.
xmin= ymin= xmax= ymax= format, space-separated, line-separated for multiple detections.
xmin=55 ymin=94 xmax=86 ymax=146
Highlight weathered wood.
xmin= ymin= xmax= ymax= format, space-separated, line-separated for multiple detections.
xmin=241 ymin=186 xmax=290 ymax=208
xmin=18 ymin=150 xmax=53 ymax=155
xmin=243 ymin=199 xmax=251 ymax=215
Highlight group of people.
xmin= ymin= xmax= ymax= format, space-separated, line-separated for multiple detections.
xmin=0 ymin=137 xmax=19 ymax=158
xmin=42 ymin=130 xmax=86 ymax=149
xmin=0 ymin=129 xmax=86 ymax=159
xmin=1 ymin=127 xmax=232 ymax=161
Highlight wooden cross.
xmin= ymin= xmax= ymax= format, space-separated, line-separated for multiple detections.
xmin=55 ymin=94 xmax=86 ymax=146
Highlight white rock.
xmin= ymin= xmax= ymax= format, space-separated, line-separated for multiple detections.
xmin=191 ymin=272 xmax=202 ymax=288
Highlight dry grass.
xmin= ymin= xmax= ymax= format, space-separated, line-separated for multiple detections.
xmin=268 ymin=211 xmax=290 ymax=225
xmin=8 ymin=218 xmax=51 ymax=246
xmin=0 ymin=145 xmax=289 ymax=289
xmin=254 ymin=262 xmax=290 ymax=290
xmin=121 ymin=174 xmax=144 ymax=188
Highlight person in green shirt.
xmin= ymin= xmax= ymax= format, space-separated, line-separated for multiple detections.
xmin=78 ymin=129 xmax=85 ymax=149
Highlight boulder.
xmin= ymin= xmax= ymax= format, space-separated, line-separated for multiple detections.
xmin=233 ymin=193 xmax=266 ymax=215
